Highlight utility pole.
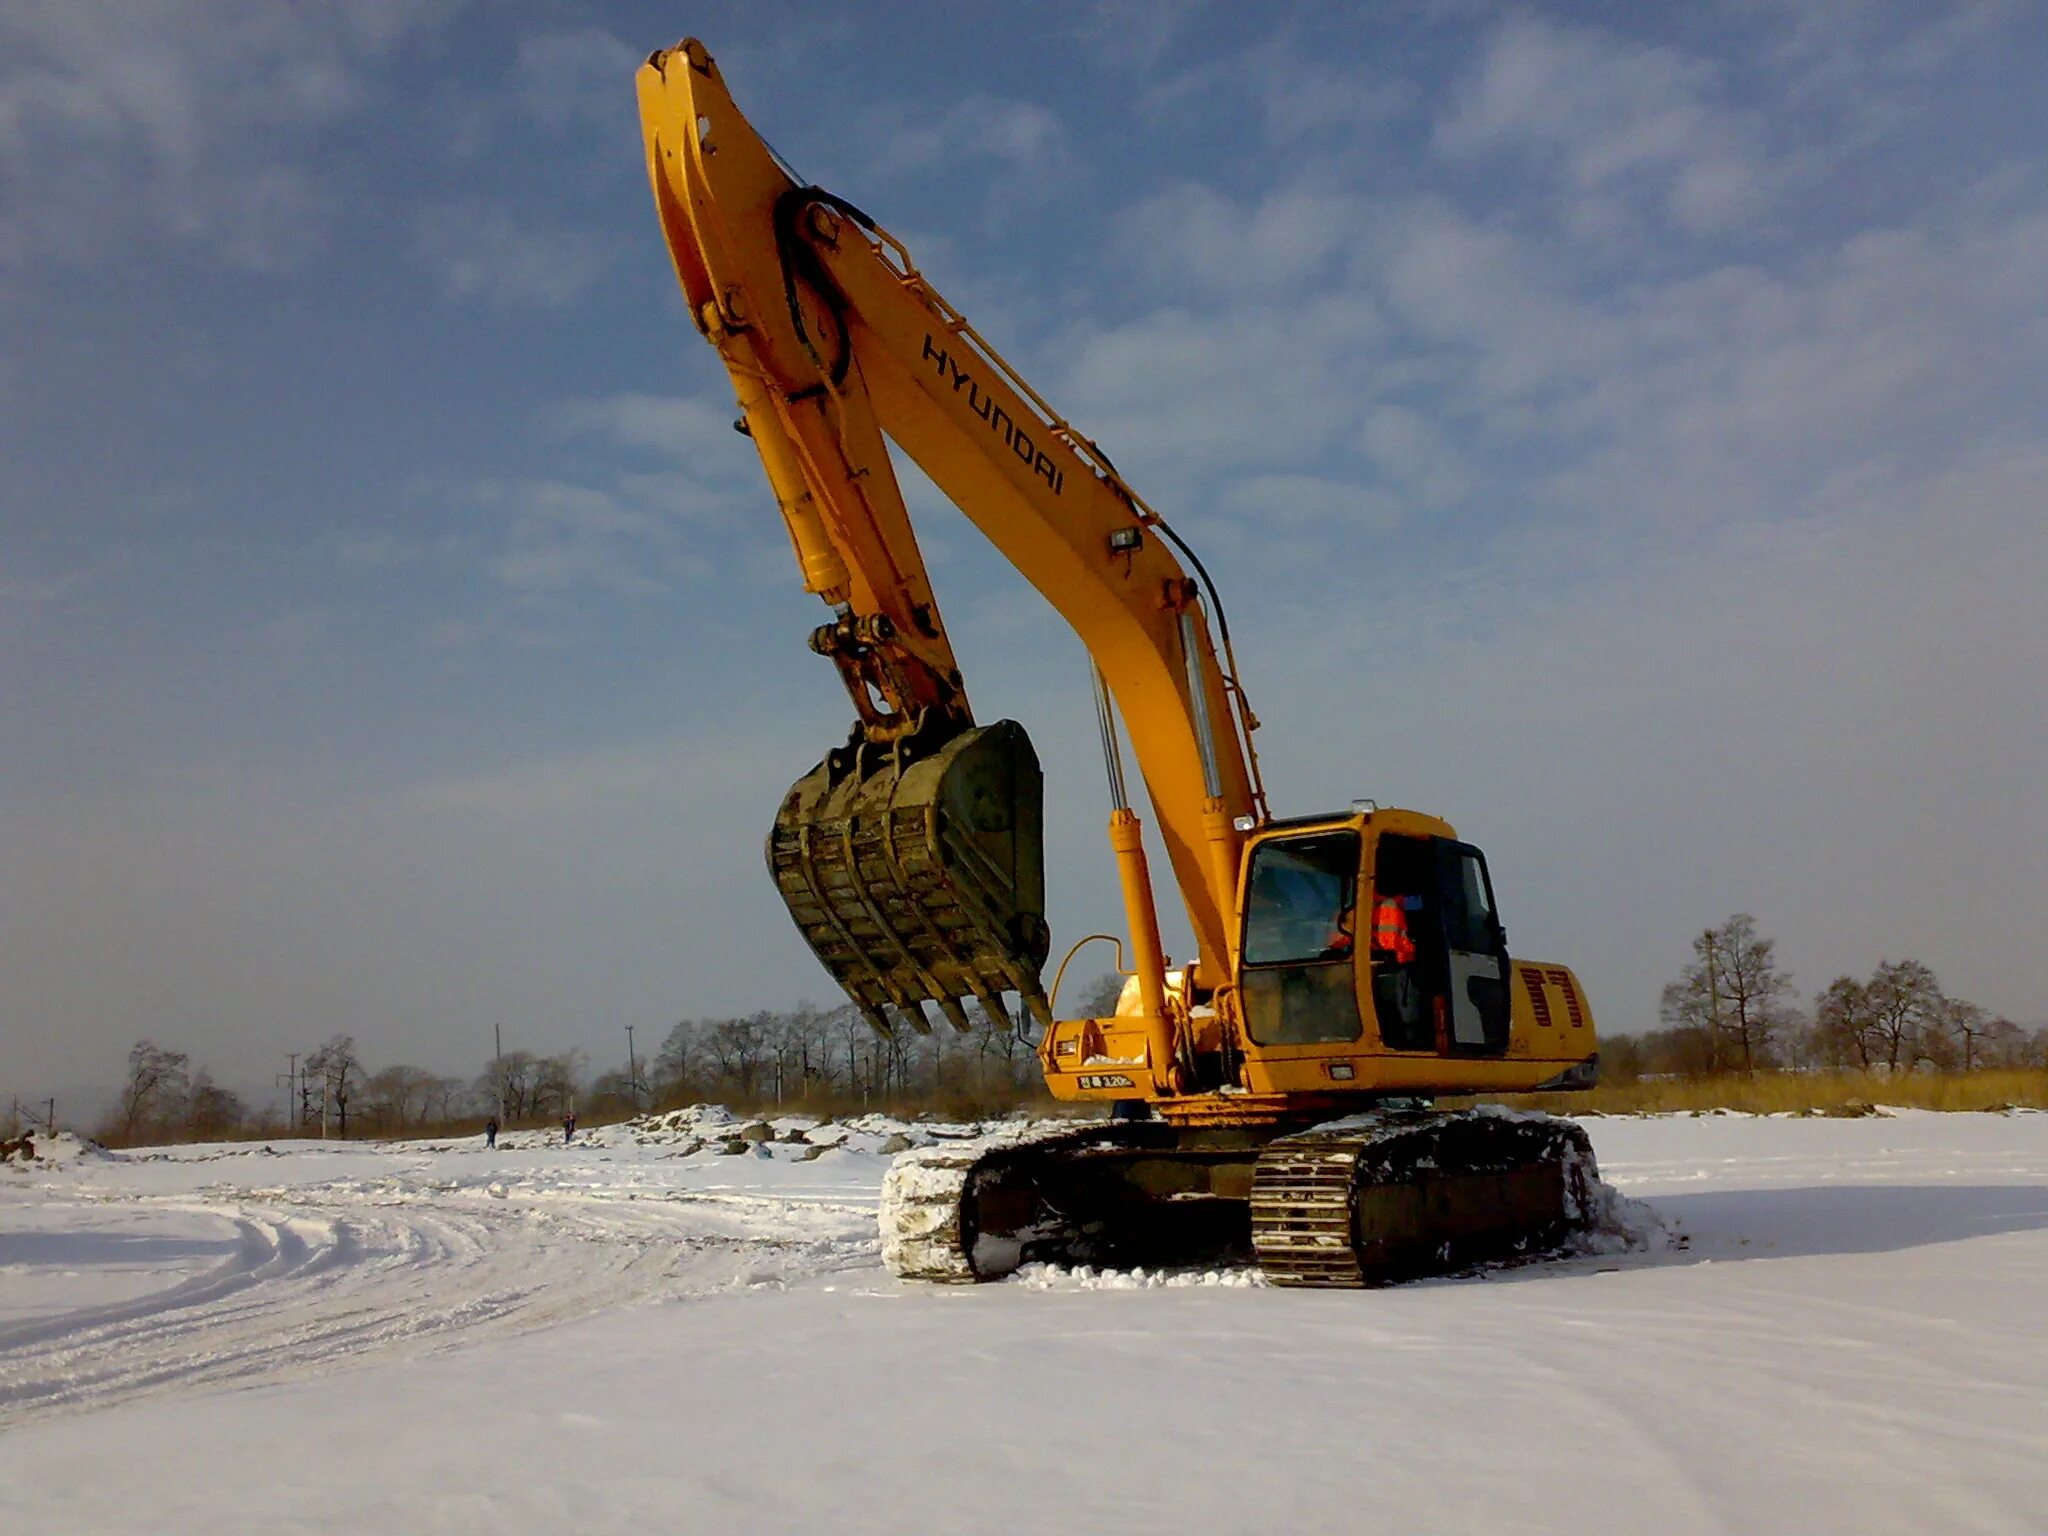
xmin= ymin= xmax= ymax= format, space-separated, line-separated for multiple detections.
xmin=625 ymin=1024 xmax=641 ymax=1110
xmin=277 ymin=1054 xmax=300 ymax=1134
xmin=494 ymin=1022 xmax=505 ymax=1125
xmin=1703 ymin=929 xmax=1722 ymax=1073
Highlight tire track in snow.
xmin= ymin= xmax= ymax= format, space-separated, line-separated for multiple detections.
xmin=0 ymin=1184 xmax=877 ymax=1424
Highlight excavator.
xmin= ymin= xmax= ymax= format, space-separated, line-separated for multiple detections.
xmin=636 ymin=39 xmax=1605 ymax=1287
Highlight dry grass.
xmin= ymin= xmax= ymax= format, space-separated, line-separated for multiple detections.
xmin=1458 ymin=1068 xmax=2048 ymax=1117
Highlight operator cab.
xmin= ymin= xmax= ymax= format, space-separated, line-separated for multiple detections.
xmin=1238 ymin=812 xmax=1513 ymax=1058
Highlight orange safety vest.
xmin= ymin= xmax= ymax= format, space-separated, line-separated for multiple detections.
xmin=1371 ymin=898 xmax=1416 ymax=963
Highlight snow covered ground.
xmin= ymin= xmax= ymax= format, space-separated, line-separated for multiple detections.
xmin=2 ymin=1107 xmax=2043 ymax=1534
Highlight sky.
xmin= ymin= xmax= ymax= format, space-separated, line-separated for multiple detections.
xmin=3 ymin=0 xmax=2045 ymax=1107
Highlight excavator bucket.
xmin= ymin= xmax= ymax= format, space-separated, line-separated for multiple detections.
xmin=767 ymin=719 xmax=1050 ymax=1035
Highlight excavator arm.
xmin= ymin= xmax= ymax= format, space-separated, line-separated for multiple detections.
xmin=638 ymin=40 xmax=1263 ymax=1034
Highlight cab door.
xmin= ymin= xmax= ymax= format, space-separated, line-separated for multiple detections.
xmin=1432 ymin=839 xmax=1511 ymax=1054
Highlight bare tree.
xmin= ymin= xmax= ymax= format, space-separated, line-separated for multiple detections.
xmin=970 ymin=998 xmax=1031 ymax=1092
xmin=704 ymin=1015 xmax=771 ymax=1098
xmin=1944 ymin=999 xmax=1990 ymax=1073
xmin=362 ymin=1064 xmax=436 ymax=1133
xmin=1974 ymin=1017 xmax=2034 ymax=1070
xmin=1813 ymin=976 xmax=1875 ymax=1069
xmin=532 ymin=1051 xmax=586 ymax=1118
xmin=834 ymin=1006 xmax=873 ymax=1102
xmin=1814 ymin=959 xmax=1947 ymax=1072
xmin=654 ymin=1022 xmax=696 ymax=1103
xmin=184 ymin=1071 xmax=248 ymax=1140
xmin=764 ymin=1010 xmax=804 ymax=1103
xmin=585 ymin=1066 xmax=639 ymax=1115
xmin=424 ymin=1075 xmax=468 ymax=1125
xmin=1659 ymin=914 xmax=1795 ymax=1075
xmin=774 ymin=1004 xmax=835 ymax=1102
xmin=476 ymin=1050 xmax=539 ymax=1120
xmin=117 ymin=1041 xmax=191 ymax=1142
xmin=306 ymin=1034 xmax=363 ymax=1137
xmin=1862 ymin=959 xmax=1946 ymax=1072
xmin=1068 ymin=972 xmax=1128 ymax=1019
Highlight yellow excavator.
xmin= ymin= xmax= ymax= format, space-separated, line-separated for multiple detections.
xmin=637 ymin=39 xmax=1604 ymax=1286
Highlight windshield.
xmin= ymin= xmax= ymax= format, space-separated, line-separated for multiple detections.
xmin=1242 ymin=832 xmax=1360 ymax=966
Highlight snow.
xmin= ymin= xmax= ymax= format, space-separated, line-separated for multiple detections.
xmin=3 ymin=1108 xmax=2045 ymax=1533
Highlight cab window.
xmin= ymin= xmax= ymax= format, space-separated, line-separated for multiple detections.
xmin=1242 ymin=832 xmax=1359 ymax=965
xmin=1241 ymin=831 xmax=1364 ymax=1047
xmin=1440 ymin=845 xmax=1504 ymax=954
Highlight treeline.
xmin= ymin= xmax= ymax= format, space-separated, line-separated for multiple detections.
xmin=641 ymin=996 xmax=1062 ymax=1116
xmin=96 ymin=1036 xmax=477 ymax=1146
xmin=1607 ymin=913 xmax=2045 ymax=1081
xmin=87 ymin=985 xmax=1110 ymax=1147
xmin=62 ymin=922 xmax=2044 ymax=1147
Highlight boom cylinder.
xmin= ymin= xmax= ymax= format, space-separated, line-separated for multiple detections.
xmin=1200 ymin=800 xmax=1241 ymax=979
xmin=1095 ymin=666 xmax=1176 ymax=1090
xmin=1178 ymin=609 xmax=1244 ymax=978
xmin=731 ymin=370 xmax=849 ymax=602
xmin=1107 ymin=808 xmax=1176 ymax=1092
xmin=1178 ymin=609 xmax=1224 ymax=802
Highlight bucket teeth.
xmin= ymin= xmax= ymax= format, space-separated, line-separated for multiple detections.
xmin=769 ymin=719 xmax=1050 ymax=1034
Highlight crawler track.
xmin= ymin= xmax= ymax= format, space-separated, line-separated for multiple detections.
xmin=882 ymin=1109 xmax=1599 ymax=1287
xmin=1251 ymin=1110 xmax=1598 ymax=1287
xmin=881 ymin=1123 xmax=1163 ymax=1280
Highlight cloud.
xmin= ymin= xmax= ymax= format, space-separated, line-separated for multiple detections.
xmin=0 ymin=0 xmax=456 ymax=271
xmin=425 ymin=616 xmax=488 ymax=652
xmin=555 ymin=392 xmax=764 ymax=523
xmin=1075 ymin=60 xmax=2048 ymax=589
xmin=442 ymin=391 xmax=761 ymax=600
xmin=1130 ymin=29 xmax=1415 ymax=149
xmin=514 ymin=27 xmax=640 ymax=135
xmin=1058 ymin=294 xmax=1386 ymax=491
xmin=413 ymin=200 xmax=616 ymax=306
xmin=1183 ymin=177 xmax=2048 ymax=547
xmin=1763 ymin=0 xmax=2024 ymax=84
xmin=332 ymin=534 xmax=422 ymax=573
xmin=1435 ymin=14 xmax=1776 ymax=234
xmin=1118 ymin=182 xmax=1367 ymax=293
xmin=1075 ymin=0 xmax=1211 ymax=71
xmin=862 ymin=94 xmax=1064 ymax=179
xmin=1517 ymin=192 xmax=2048 ymax=535
xmin=1358 ymin=405 xmax=1471 ymax=509
xmin=470 ymin=478 xmax=696 ymax=595
xmin=407 ymin=745 xmax=666 ymax=820
xmin=557 ymin=393 xmax=748 ymax=466
xmin=1216 ymin=473 xmax=1401 ymax=533
xmin=1236 ymin=438 xmax=2048 ymax=1028
xmin=261 ymin=607 xmax=332 ymax=653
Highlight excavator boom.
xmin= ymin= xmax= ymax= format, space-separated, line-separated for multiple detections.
xmin=637 ymin=42 xmax=1258 ymax=1036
